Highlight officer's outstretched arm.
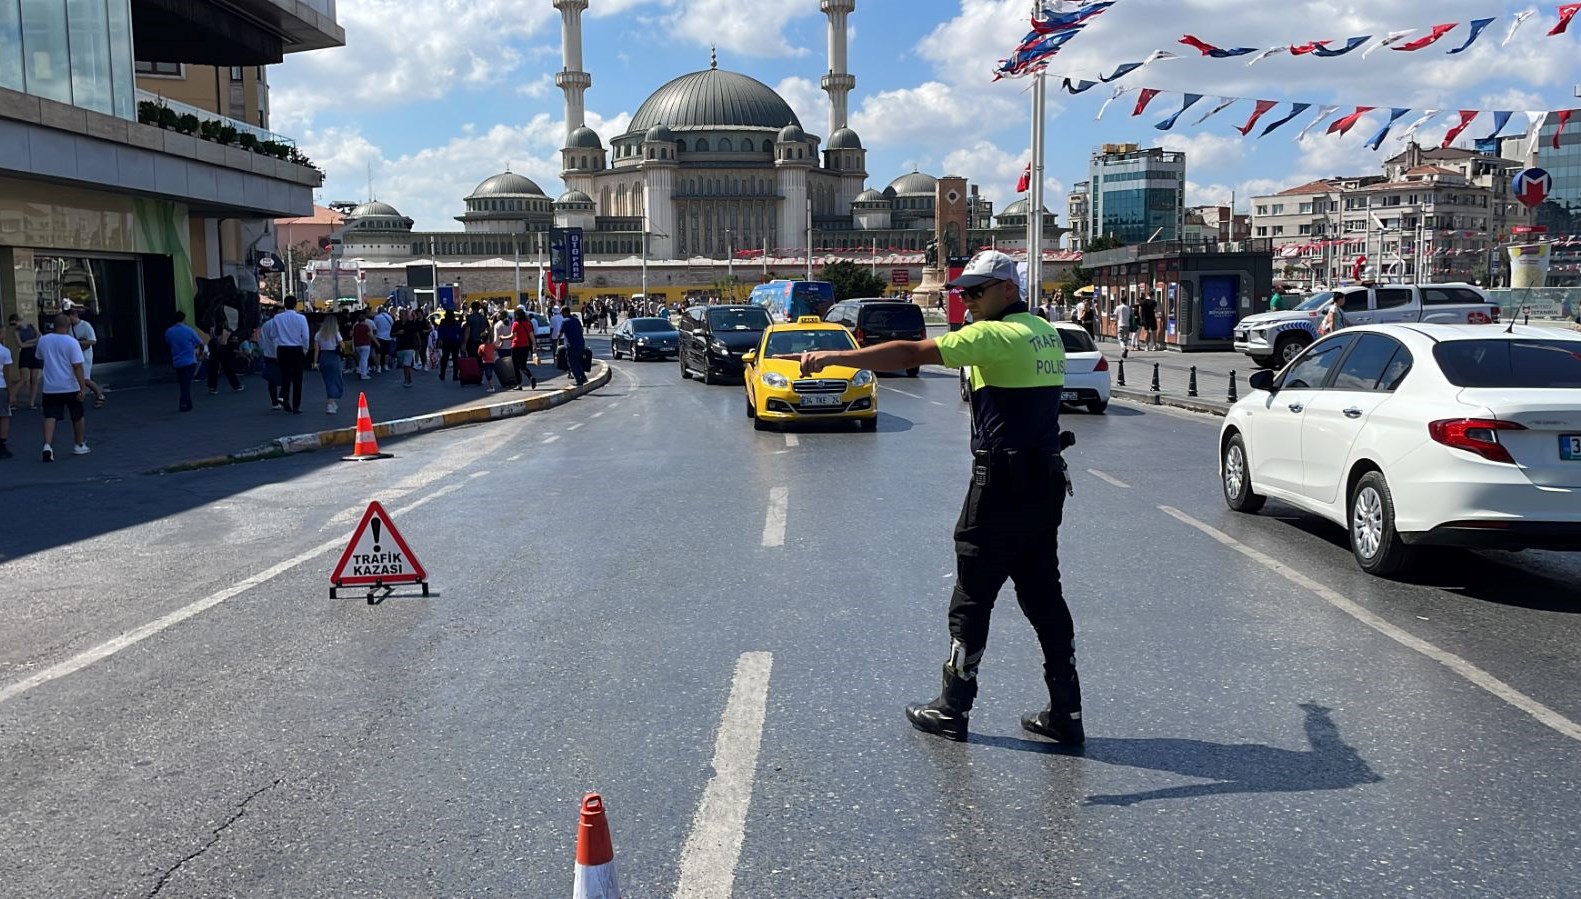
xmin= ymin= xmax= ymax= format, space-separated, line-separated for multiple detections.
xmin=781 ymin=339 xmax=943 ymax=377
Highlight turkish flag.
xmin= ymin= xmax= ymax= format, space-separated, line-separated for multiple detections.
xmin=1554 ymin=109 xmax=1574 ymax=149
xmin=1016 ymin=163 xmax=1031 ymax=193
xmin=1548 ymin=4 xmax=1580 ymax=35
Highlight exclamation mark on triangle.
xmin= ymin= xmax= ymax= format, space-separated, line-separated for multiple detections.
xmin=371 ymin=518 xmax=382 ymax=553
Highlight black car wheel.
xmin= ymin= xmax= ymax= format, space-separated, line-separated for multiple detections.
xmin=680 ymin=359 xmax=693 ymax=380
xmin=700 ymin=366 xmax=715 ymax=385
xmin=906 ymin=367 xmax=920 ymax=378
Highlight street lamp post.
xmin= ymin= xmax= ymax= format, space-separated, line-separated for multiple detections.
xmin=726 ymin=228 xmax=733 ymax=298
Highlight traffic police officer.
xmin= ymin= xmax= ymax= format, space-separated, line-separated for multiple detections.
xmin=782 ymin=250 xmax=1084 ymax=745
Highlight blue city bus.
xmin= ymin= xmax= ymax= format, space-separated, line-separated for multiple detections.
xmin=749 ymin=280 xmax=835 ymax=321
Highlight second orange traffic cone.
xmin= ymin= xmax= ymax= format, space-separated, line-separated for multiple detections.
xmin=342 ymin=392 xmax=392 ymax=461
xmin=573 ymin=793 xmax=620 ymax=899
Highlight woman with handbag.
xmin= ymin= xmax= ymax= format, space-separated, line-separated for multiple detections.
xmin=1319 ymin=293 xmax=1349 ymax=335
xmin=310 ymin=314 xmax=345 ymax=414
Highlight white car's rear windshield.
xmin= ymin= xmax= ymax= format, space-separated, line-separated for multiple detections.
xmin=1059 ymin=328 xmax=1096 ymax=353
xmin=1433 ymin=339 xmax=1581 ymax=388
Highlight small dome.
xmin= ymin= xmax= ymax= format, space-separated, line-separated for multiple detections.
xmin=468 ymin=171 xmax=547 ymax=199
xmin=777 ymin=123 xmax=806 ymax=143
xmin=854 ymin=188 xmax=886 ymax=204
xmin=827 ymin=127 xmax=862 ymax=150
xmin=999 ymin=198 xmax=1051 ymax=217
xmin=644 ymin=124 xmax=676 ymax=142
xmin=888 ymin=171 xmax=937 ymax=196
xmin=566 ymin=126 xmax=603 ymax=149
xmin=556 ymin=189 xmax=594 ymax=206
xmin=350 ymin=200 xmax=402 ymax=218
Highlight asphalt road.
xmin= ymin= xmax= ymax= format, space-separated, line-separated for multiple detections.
xmin=4 ymin=336 xmax=1581 ymax=898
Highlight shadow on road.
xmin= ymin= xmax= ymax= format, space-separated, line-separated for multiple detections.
xmin=974 ymin=703 xmax=1382 ymax=806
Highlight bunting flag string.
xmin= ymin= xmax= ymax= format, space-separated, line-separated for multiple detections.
xmin=995 ymin=0 xmax=1118 ymax=80
xmin=1548 ymin=3 xmax=1580 ymax=35
xmin=1448 ymin=17 xmax=1496 ymax=53
xmin=1392 ymin=23 xmax=1458 ymax=51
xmin=1179 ymin=35 xmax=1257 ymax=57
xmin=1504 ymin=9 xmax=1536 ymax=44
xmin=1478 ymin=110 xmax=1514 ymax=142
xmin=1554 ymin=109 xmax=1575 ymax=148
xmin=1193 ymin=96 xmax=1239 ymax=126
xmin=1328 ymin=106 xmax=1376 ymax=137
xmin=1399 ymin=109 xmax=1445 ymax=145
xmin=1525 ymin=110 xmax=1550 ymax=157
xmin=1363 ymin=107 xmax=1413 ymax=150
xmin=1362 ymin=30 xmax=1417 ymax=58
xmin=1094 ymin=85 xmax=1133 ymax=120
xmin=1439 ymin=109 xmax=1480 ymax=148
xmin=1131 ymin=88 xmax=1163 ymax=117
xmin=1235 ymin=100 xmax=1280 ymax=135
xmin=1311 ymin=36 xmax=1371 ymax=57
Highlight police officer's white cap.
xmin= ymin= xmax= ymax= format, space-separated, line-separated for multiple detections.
xmin=948 ymin=250 xmax=1019 ymax=290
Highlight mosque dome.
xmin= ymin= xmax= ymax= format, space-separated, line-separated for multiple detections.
xmin=999 ymin=198 xmax=1051 ymax=217
xmin=628 ymin=66 xmax=803 ymax=133
xmin=567 ymin=126 xmax=604 ymax=149
xmin=888 ymin=171 xmax=938 ymax=196
xmin=349 ymin=200 xmax=402 ymax=218
xmin=854 ymin=188 xmax=887 ymax=204
xmin=555 ymin=188 xmax=594 ymax=205
xmin=827 ymin=127 xmax=862 ymax=150
xmin=777 ymin=123 xmax=807 ymax=143
xmin=468 ymin=171 xmax=547 ymax=198
xmin=644 ymin=124 xmax=676 ymax=142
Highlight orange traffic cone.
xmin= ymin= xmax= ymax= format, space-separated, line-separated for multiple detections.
xmin=573 ymin=793 xmax=620 ymax=899
xmin=342 ymin=392 xmax=392 ymax=461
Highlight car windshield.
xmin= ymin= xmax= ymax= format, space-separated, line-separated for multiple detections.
xmin=1293 ymin=292 xmax=1334 ymax=311
xmin=860 ymin=306 xmax=923 ymax=330
xmin=1058 ymin=327 xmax=1096 ymax=353
xmin=1433 ymin=339 xmax=1581 ymax=388
xmin=630 ymin=319 xmax=675 ymax=333
xmin=764 ymin=329 xmax=858 ymax=355
xmin=708 ymin=308 xmax=771 ymax=331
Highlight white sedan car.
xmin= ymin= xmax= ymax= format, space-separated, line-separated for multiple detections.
xmin=957 ymin=321 xmax=1112 ymax=414
xmin=1219 ymin=323 xmax=1581 ymax=576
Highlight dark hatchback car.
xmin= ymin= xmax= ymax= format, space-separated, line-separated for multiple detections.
xmin=611 ymin=317 xmax=680 ymax=361
xmin=824 ymin=299 xmax=927 ymax=377
xmin=678 ymin=304 xmax=773 ymax=384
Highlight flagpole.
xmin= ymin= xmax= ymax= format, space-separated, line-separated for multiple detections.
xmin=1028 ymin=67 xmax=1046 ymax=307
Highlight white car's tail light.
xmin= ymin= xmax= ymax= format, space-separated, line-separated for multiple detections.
xmin=1094 ymin=356 xmax=1109 ymax=372
xmin=1428 ymin=418 xmax=1527 ymax=464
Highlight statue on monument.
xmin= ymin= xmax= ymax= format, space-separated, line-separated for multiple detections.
xmin=924 ymin=239 xmax=939 ymax=268
xmin=945 ymin=222 xmax=961 ymax=261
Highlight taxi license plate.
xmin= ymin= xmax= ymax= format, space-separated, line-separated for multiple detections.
xmin=800 ymin=394 xmax=842 ymax=407
xmin=1562 ymin=435 xmax=1581 ymax=461
xmin=1061 ymin=390 xmax=1080 ymax=401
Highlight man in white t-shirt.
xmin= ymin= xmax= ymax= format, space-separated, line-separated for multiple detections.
xmin=65 ymin=304 xmax=106 ymax=406
xmin=373 ymin=306 xmax=395 ymax=371
xmin=0 ymin=319 xmax=13 ymax=458
xmin=36 ymin=314 xmax=89 ymax=461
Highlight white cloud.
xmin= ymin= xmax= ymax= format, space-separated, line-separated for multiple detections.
xmin=1151 ymin=132 xmax=1244 ymax=173
xmin=852 ymin=82 xmax=1019 ymax=146
xmin=774 ymin=76 xmax=828 ymax=135
xmin=663 ymin=0 xmax=819 ymax=58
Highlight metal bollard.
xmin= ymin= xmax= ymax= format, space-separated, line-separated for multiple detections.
xmin=1151 ymin=362 xmax=1161 ymax=393
xmin=1187 ymin=366 xmax=1198 ymax=397
xmin=1116 ymin=357 xmax=1126 ymax=387
xmin=1227 ymin=370 xmax=1238 ymax=403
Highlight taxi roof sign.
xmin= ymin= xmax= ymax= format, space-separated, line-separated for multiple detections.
xmin=796 ymin=315 xmax=823 ymax=323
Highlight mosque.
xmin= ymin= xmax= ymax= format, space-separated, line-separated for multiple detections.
xmin=326 ymin=0 xmax=1069 ymax=304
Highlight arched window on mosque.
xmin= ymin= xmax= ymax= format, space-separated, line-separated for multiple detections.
xmin=719 ymin=138 xmax=733 ymax=152
xmin=762 ymin=139 xmax=772 ymax=153
xmin=677 ymin=139 xmax=687 ymax=152
xmin=696 ymin=138 xmax=709 ymax=152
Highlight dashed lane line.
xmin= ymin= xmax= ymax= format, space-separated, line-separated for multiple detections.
xmin=673 ymin=651 xmax=773 ymax=899
xmin=0 ymin=483 xmax=468 ymax=708
xmin=761 ymin=487 xmax=789 ymax=548
xmin=1088 ymin=469 xmax=1132 ymax=489
xmin=1160 ymin=505 xmax=1581 ymax=744
xmin=784 ymin=433 xmax=799 ymax=448
xmin=880 ymin=385 xmax=925 ymax=399
xmin=567 ymin=422 xmax=584 ymax=431
xmin=542 ymin=435 xmax=560 ymax=444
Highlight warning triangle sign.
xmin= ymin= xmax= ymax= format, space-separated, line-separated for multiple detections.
xmin=330 ymin=501 xmax=427 ymax=586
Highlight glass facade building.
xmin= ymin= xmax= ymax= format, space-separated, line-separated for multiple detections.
xmin=0 ymin=0 xmax=136 ymax=118
xmin=1087 ymin=146 xmax=1185 ymax=245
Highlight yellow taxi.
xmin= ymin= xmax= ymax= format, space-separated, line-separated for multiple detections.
xmin=742 ymin=316 xmax=878 ymax=431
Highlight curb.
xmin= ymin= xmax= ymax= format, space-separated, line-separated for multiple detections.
xmin=154 ymin=360 xmax=612 ymax=474
xmin=1113 ymin=386 xmax=1231 ymax=417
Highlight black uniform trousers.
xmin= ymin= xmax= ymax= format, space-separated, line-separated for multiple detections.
xmin=948 ymin=453 xmax=1078 ymax=704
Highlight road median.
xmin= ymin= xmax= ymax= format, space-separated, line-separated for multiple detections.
xmin=155 ymin=360 xmax=611 ymax=474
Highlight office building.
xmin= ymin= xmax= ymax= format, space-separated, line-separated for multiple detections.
xmin=1083 ymin=144 xmax=1185 ymax=245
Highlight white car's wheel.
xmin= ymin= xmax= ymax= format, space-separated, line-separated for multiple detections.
xmin=1222 ymin=433 xmax=1265 ymax=513
xmin=1350 ymin=471 xmax=1413 ymax=577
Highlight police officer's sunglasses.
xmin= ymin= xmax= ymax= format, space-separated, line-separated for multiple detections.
xmin=962 ymin=280 xmax=1002 ymax=300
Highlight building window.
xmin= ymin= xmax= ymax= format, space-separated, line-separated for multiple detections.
xmin=134 ymin=61 xmax=182 ymax=76
xmin=719 ymin=137 xmax=733 ymax=151
xmin=677 ymin=139 xmax=687 ymax=152
xmin=229 ymin=66 xmax=244 ymax=81
xmin=1271 ymin=225 xmax=1284 ymax=236
xmin=1255 ymin=227 xmax=1268 ymax=237
xmin=696 ymin=138 xmax=709 ymax=151
xmin=762 ymin=139 xmax=772 ymax=153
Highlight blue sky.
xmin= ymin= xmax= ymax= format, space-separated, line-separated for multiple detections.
xmin=269 ymin=0 xmax=1581 ymax=234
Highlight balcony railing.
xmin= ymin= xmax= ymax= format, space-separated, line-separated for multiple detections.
xmin=134 ymin=89 xmax=294 ymax=147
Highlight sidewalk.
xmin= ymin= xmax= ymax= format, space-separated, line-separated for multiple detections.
xmin=2 ymin=356 xmax=595 ymax=486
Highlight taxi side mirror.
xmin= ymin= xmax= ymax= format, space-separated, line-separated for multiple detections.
xmin=742 ymin=350 xmax=757 ymax=364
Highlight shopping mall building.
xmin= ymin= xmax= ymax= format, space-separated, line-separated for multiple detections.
xmin=0 ymin=0 xmax=340 ymax=380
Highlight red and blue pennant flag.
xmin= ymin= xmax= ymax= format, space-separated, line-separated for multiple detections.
xmin=1154 ymin=93 xmax=1203 ymax=130
xmin=1179 ymin=35 xmax=1258 ymax=57
xmin=1236 ymin=100 xmax=1279 ymax=135
xmin=1548 ymin=4 xmax=1580 ymax=35
xmin=1062 ymin=78 xmax=1099 ymax=94
xmin=1478 ymin=110 xmax=1514 ymax=142
xmin=1448 ymin=17 xmax=1496 ymax=53
xmin=995 ymin=0 xmax=1118 ymax=79
xmin=1364 ymin=107 xmax=1414 ymax=149
xmin=1259 ymin=103 xmax=1312 ymax=137
xmin=1132 ymin=88 xmax=1163 ymax=117
xmin=1440 ymin=109 xmax=1480 ymax=148
xmin=1327 ymin=106 xmax=1376 ymax=137
xmin=1099 ymin=61 xmax=1143 ymax=82
xmin=1393 ymin=23 xmax=1458 ymax=51
xmin=1031 ymin=0 xmax=1116 ymax=34
xmin=1311 ymin=36 xmax=1371 ymax=56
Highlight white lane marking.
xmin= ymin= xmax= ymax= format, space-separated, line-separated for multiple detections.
xmin=507 ymin=454 xmax=523 ymax=462
xmin=761 ymin=487 xmax=788 ymax=548
xmin=542 ymin=435 xmax=560 ymax=444
xmin=1088 ymin=469 xmax=1132 ymax=489
xmin=674 ymin=651 xmax=773 ymax=899
xmin=567 ymin=422 xmax=584 ymax=431
xmin=931 ymin=400 xmax=945 ymax=406
xmin=784 ymin=433 xmax=799 ymax=448
xmin=881 ymin=385 xmax=924 ymax=399
xmin=592 ymin=411 xmax=604 ymax=419
xmin=0 ymin=484 xmax=466 ymax=708
xmin=1160 ymin=505 xmax=1581 ymax=744
xmin=608 ymin=402 xmax=621 ymax=409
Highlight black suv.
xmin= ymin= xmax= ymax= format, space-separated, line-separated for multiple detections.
xmin=824 ymin=299 xmax=927 ymax=377
xmin=678 ymin=304 xmax=773 ymax=384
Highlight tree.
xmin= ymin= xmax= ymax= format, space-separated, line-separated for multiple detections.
xmin=818 ymin=259 xmax=889 ymax=300
xmin=1064 ymin=234 xmax=1126 ymax=290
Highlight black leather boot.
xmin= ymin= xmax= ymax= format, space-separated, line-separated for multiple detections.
xmin=905 ymin=666 xmax=978 ymax=742
xmin=1021 ymin=673 xmax=1084 ymax=745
